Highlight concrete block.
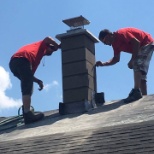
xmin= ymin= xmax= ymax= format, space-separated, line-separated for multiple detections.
xmin=85 ymin=48 xmax=95 ymax=64
xmin=62 ymin=48 xmax=85 ymax=64
xmin=61 ymin=34 xmax=95 ymax=54
xmin=62 ymin=48 xmax=95 ymax=65
xmin=63 ymin=87 xmax=94 ymax=103
xmin=62 ymin=61 xmax=95 ymax=77
xmin=63 ymin=74 xmax=95 ymax=90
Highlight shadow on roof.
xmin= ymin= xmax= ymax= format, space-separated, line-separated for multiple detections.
xmin=88 ymin=99 xmax=125 ymax=115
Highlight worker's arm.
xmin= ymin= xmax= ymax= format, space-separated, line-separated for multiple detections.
xmin=43 ymin=36 xmax=60 ymax=51
xmin=96 ymin=54 xmax=120 ymax=67
xmin=33 ymin=76 xmax=43 ymax=91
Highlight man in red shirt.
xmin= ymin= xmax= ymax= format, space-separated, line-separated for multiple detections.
xmin=96 ymin=27 xmax=154 ymax=103
xmin=9 ymin=36 xmax=60 ymax=124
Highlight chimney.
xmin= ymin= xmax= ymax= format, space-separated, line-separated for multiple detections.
xmin=56 ymin=16 xmax=99 ymax=115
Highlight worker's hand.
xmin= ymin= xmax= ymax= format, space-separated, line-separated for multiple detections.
xmin=128 ymin=59 xmax=134 ymax=69
xmin=37 ymin=80 xmax=44 ymax=91
xmin=58 ymin=43 xmax=61 ymax=49
xmin=95 ymin=61 xmax=106 ymax=67
xmin=49 ymin=44 xmax=59 ymax=51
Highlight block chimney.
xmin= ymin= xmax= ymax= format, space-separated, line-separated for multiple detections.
xmin=56 ymin=16 xmax=99 ymax=114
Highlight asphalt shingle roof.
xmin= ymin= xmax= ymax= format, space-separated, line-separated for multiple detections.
xmin=0 ymin=95 xmax=154 ymax=154
xmin=0 ymin=120 xmax=154 ymax=154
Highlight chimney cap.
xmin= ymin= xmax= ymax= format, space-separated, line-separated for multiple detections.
xmin=62 ymin=15 xmax=90 ymax=28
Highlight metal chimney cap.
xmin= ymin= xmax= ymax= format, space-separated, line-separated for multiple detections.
xmin=62 ymin=15 xmax=90 ymax=28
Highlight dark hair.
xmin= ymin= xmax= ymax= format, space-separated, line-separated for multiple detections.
xmin=98 ymin=29 xmax=112 ymax=40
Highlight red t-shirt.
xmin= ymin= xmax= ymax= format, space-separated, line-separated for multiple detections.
xmin=11 ymin=40 xmax=48 ymax=73
xmin=112 ymin=28 xmax=154 ymax=56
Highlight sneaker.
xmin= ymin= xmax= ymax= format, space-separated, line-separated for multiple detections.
xmin=23 ymin=110 xmax=44 ymax=124
xmin=123 ymin=88 xmax=142 ymax=103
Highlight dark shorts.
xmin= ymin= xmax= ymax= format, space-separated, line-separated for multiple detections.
xmin=9 ymin=57 xmax=33 ymax=95
xmin=133 ymin=42 xmax=154 ymax=80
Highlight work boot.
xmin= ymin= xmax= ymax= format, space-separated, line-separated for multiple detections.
xmin=123 ymin=88 xmax=142 ymax=103
xmin=23 ymin=110 xmax=44 ymax=124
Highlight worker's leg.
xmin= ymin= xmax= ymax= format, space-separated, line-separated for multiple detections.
xmin=124 ymin=43 xmax=154 ymax=103
xmin=9 ymin=58 xmax=44 ymax=124
xmin=140 ymin=75 xmax=147 ymax=95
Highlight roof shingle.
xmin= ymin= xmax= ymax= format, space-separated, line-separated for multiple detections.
xmin=0 ymin=95 xmax=154 ymax=153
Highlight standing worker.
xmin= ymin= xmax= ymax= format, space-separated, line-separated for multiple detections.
xmin=96 ymin=27 xmax=154 ymax=103
xmin=9 ymin=37 xmax=60 ymax=124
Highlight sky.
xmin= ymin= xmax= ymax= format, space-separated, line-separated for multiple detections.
xmin=0 ymin=0 xmax=154 ymax=117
